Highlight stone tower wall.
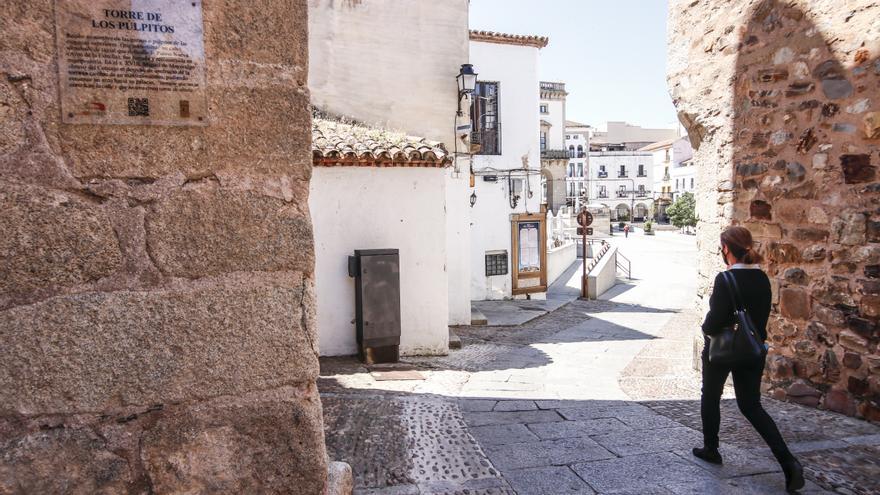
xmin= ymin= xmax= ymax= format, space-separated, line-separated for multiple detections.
xmin=669 ymin=0 xmax=879 ymax=420
xmin=0 ymin=1 xmax=328 ymax=492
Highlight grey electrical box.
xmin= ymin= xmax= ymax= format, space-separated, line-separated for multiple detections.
xmin=348 ymin=249 xmax=401 ymax=364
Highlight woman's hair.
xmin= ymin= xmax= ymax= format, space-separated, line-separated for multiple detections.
xmin=720 ymin=226 xmax=764 ymax=265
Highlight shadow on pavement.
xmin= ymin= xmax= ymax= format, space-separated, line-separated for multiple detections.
xmin=321 ymin=387 xmax=880 ymax=495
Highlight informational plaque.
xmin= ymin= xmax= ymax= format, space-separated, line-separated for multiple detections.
xmin=55 ymin=0 xmax=207 ymax=126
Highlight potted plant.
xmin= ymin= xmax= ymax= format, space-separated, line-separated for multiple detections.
xmin=644 ymin=220 xmax=655 ymax=236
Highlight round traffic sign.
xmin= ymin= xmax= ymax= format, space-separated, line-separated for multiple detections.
xmin=577 ymin=209 xmax=593 ymax=227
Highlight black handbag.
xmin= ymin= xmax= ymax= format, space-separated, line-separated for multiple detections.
xmin=707 ymin=271 xmax=767 ymax=366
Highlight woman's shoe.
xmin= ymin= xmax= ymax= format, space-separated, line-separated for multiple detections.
xmin=782 ymin=458 xmax=805 ymax=492
xmin=692 ymin=446 xmax=723 ymax=465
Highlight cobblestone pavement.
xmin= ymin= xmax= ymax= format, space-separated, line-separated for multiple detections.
xmin=321 ymin=233 xmax=879 ymax=494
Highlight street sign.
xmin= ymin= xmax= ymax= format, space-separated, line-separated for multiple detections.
xmin=577 ymin=209 xmax=593 ymax=227
xmin=577 ymin=227 xmax=594 ymax=236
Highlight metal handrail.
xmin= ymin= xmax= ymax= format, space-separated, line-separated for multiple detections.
xmin=616 ymin=251 xmax=632 ymax=279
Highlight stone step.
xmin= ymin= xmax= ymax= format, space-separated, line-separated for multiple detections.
xmin=449 ymin=328 xmax=462 ymax=350
xmin=471 ymin=308 xmax=488 ymax=326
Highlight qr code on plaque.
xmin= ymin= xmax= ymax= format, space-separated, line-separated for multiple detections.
xmin=127 ymin=97 xmax=149 ymax=117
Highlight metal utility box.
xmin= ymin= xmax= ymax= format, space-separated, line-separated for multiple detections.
xmin=348 ymin=249 xmax=401 ymax=364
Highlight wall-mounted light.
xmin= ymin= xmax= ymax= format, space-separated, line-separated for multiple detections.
xmin=456 ymin=64 xmax=477 ymax=116
xmin=470 ymin=191 xmax=477 ymax=208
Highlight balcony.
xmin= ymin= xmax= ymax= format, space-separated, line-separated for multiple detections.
xmin=541 ymin=149 xmax=569 ymax=160
xmin=540 ymin=81 xmax=566 ymax=92
xmin=470 ymin=125 xmax=501 ymax=155
xmin=636 ymin=192 xmax=648 ymax=198
xmin=597 ymin=171 xmax=608 ymax=178
xmin=616 ymin=191 xmax=628 ymax=198
xmin=637 ymin=172 xmax=647 ymax=177
xmin=617 ymin=173 xmax=628 ymax=178
xmin=598 ymin=192 xmax=608 ymax=199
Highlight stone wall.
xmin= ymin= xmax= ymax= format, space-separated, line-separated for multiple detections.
xmin=669 ymin=0 xmax=879 ymax=420
xmin=0 ymin=1 xmax=329 ymax=492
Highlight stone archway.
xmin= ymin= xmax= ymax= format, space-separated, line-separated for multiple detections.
xmin=669 ymin=0 xmax=879 ymax=419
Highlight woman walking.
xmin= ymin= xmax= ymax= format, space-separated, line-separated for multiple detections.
xmin=695 ymin=226 xmax=805 ymax=492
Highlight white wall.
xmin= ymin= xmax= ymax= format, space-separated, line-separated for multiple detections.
xmin=547 ymin=241 xmax=577 ymax=287
xmin=469 ymin=39 xmax=542 ymax=300
xmin=543 ymin=98 xmax=566 ymax=150
xmin=587 ymin=246 xmax=618 ymax=299
xmin=311 ymin=168 xmax=449 ymax=356
xmin=446 ymin=169 xmax=472 ymax=324
xmin=309 ymin=0 xmax=471 ymax=334
xmin=309 ymin=0 xmax=468 ymax=146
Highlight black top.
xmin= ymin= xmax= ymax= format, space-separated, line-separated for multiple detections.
xmin=701 ymin=268 xmax=772 ymax=342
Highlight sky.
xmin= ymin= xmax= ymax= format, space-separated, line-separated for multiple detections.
xmin=469 ymin=0 xmax=677 ymax=131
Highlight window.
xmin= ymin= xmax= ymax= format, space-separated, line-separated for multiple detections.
xmin=485 ymin=251 xmax=508 ymax=276
xmin=573 ymin=135 xmax=579 ymax=140
xmin=568 ymin=182 xmax=576 ymax=197
xmin=665 ymin=149 xmax=670 ymax=162
xmin=470 ymin=81 xmax=500 ymax=155
xmin=599 ymin=186 xmax=607 ymax=198
xmin=638 ymin=185 xmax=646 ymax=197
xmin=690 ymin=177 xmax=694 ymax=189
xmin=540 ymin=104 xmax=548 ymax=114
xmin=576 ymin=145 xmax=584 ymax=158
xmin=540 ymin=131 xmax=547 ymax=151
xmin=618 ymin=165 xmax=627 ymax=178
xmin=618 ymin=185 xmax=627 ymax=197
xmin=577 ymin=164 xmax=583 ymax=177
xmin=676 ymin=179 xmax=680 ymax=190
xmin=568 ymin=145 xmax=575 ymax=158
xmin=568 ymin=163 xmax=575 ymax=177
xmin=566 ymin=135 xmax=571 ymax=140
xmin=638 ymin=164 xmax=645 ymax=177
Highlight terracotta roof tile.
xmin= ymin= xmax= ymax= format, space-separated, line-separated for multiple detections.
xmin=469 ymin=30 xmax=549 ymax=48
xmin=312 ymin=117 xmax=451 ymax=167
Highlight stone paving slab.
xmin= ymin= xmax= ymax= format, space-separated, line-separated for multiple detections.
xmin=463 ymin=409 xmax=563 ymax=427
xmin=492 ymin=400 xmax=538 ymax=412
xmin=556 ymin=403 xmax=657 ymax=421
xmin=671 ymin=448 xmax=780 ymax=479
xmin=526 ymin=417 xmax=632 ymax=440
xmin=468 ymin=424 xmax=539 ymax=446
xmin=503 ymin=466 xmax=596 ymax=495
xmin=571 ymin=452 xmax=718 ymax=493
xmin=591 ymin=426 xmax=703 ymax=457
xmin=485 ymin=436 xmax=616 ymax=470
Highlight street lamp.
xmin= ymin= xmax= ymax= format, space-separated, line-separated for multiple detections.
xmin=456 ymin=64 xmax=477 ymax=116
xmin=470 ymin=191 xmax=477 ymax=208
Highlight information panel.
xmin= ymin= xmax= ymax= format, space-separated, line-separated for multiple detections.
xmin=55 ymin=0 xmax=207 ymax=126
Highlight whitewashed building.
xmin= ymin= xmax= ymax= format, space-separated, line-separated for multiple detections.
xmin=640 ymin=136 xmax=693 ymax=221
xmin=308 ymin=0 xmax=470 ymax=356
xmin=588 ymin=151 xmax=654 ymax=222
xmin=539 ymin=82 xmax=568 ymax=213
xmin=590 ymin=121 xmax=679 ymax=151
xmin=469 ymin=30 xmax=548 ymax=300
xmin=564 ymin=120 xmax=591 ymax=207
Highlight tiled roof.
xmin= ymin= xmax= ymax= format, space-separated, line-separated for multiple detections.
xmin=638 ymin=138 xmax=678 ymax=152
xmin=469 ymin=30 xmax=549 ymax=48
xmin=312 ymin=117 xmax=451 ymax=167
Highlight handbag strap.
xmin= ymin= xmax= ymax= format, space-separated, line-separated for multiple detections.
xmin=721 ymin=271 xmax=746 ymax=312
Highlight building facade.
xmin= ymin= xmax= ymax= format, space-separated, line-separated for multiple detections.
xmin=540 ymin=81 xmax=568 ymax=214
xmin=309 ymin=0 xmax=470 ymax=355
xmin=591 ymin=121 xmax=679 ymax=151
xmin=588 ymin=151 xmax=654 ymax=222
xmin=564 ymin=120 xmax=592 ymax=208
xmin=641 ymin=136 xmax=694 ymax=221
xmin=469 ymin=31 xmax=548 ymax=300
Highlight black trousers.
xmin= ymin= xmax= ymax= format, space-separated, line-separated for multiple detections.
xmin=700 ymin=351 xmax=795 ymax=465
